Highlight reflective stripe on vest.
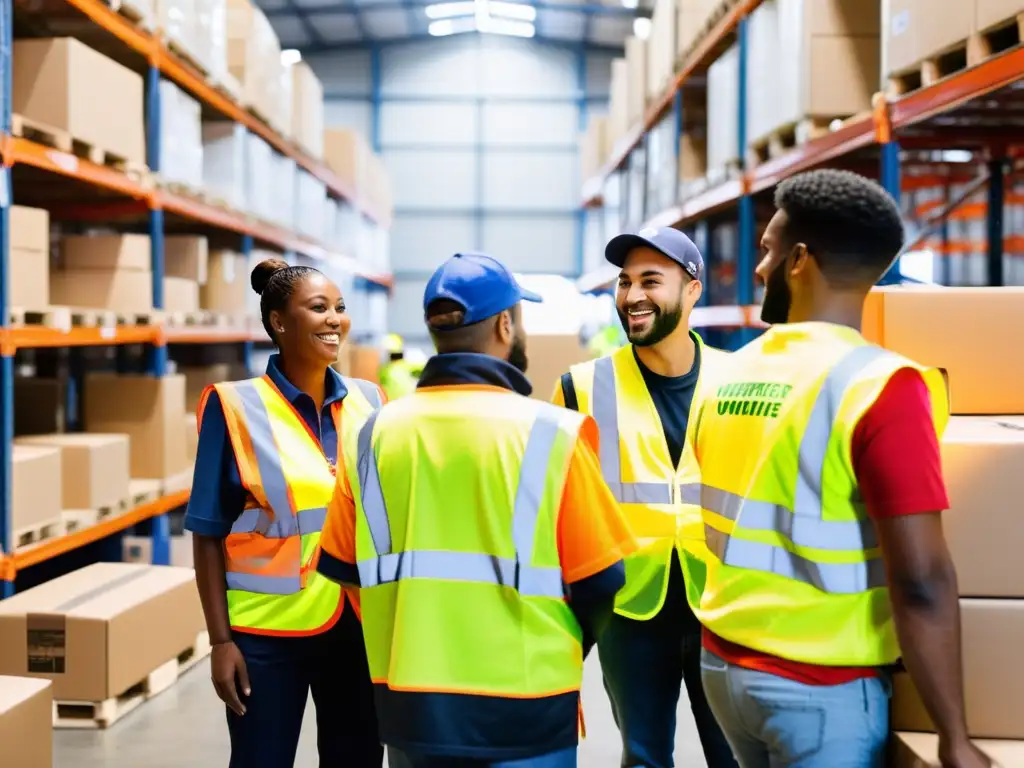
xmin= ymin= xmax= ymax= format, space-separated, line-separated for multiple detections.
xmin=355 ymin=408 xmax=565 ymax=599
xmin=703 ymin=344 xmax=893 ymax=595
xmin=344 ymin=377 xmax=384 ymax=409
xmin=592 ymin=356 xmax=701 ymax=505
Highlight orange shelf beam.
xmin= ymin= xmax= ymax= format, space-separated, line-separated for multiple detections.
xmin=5 ymin=491 xmax=190 ymax=577
xmin=162 ymin=327 xmax=265 ymax=345
xmin=1 ymin=325 xmax=158 ymax=353
xmin=5 ymin=137 xmax=150 ymax=199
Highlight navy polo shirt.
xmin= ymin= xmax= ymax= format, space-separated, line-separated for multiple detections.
xmin=183 ymin=354 xmax=350 ymax=537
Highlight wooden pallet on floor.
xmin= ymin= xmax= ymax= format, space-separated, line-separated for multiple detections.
xmin=11 ymin=113 xmax=148 ymax=181
xmin=888 ymin=15 xmax=1023 ymax=97
xmin=61 ymin=497 xmax=133 ymax=533
xmin=53 ymin=631 xmax=212 ymax=730
xmin=13 ymin=517 xmax=66 ymax=552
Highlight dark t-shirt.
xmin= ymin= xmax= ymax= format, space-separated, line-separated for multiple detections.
xmin=560 ymin=342 xmax=701 ymax=467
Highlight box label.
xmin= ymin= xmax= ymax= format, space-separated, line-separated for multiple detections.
xmin=27 ymin=614 xmax=66 ymax=674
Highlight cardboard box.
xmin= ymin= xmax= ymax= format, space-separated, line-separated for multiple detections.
xmin=12 ymin=445 xmax=62 ymax=535
xmin=184 ymin=413 xmax=199 ymax=461
xmin=323 ymin=128 xmax=372 ymax=194
xmin=60 ymin=233 xmax=150 ymax=272
xmin=50 ymin=268 xmax=154 ymax=315
xmin=165 ymin=236 xmax=208 ymax=284
xmin=123 ymin=533 xmax=194 ymax=569
xmin=14 ymin=379 xmax=67 ymax=436
xmin=0 ymin=563 xmax=204 ymax=702
xmin=646 ymin=0 xmax=678 ymax=103
xmin=200 ymin=250 xmax=247 ymax=314
xmin=9 ymin=206 xmax=49 ymax=310
xmin=528 ymin=334 xmax=594 ymax=403
xmin=976 ymin=0 xmax=1024 ymax=33
xmin=349 ymin=345 xmax=381 ymax=384
xmin=892 ymin=599 xmax=1024 ymax=739
xmin=291 ymin=60 xmax=324 ymax=159
xmin=12 ymin=37 xmax=145 ymax=165
xmin=677 ymin=0 xmax=717 ymax=57
xmin=625 ymin=36 xmax=649 ymax=127
xmin=890 ymin=731 xmax=1024 ymax=767
xmin=883 ymin=0 xmax=976 ymax=77
xmin=941 ymin=417 xmax=1024 ymax=598
xmin=861 ymin=286 xmax=1024 ymax=414
xmin=608 ymin=58 xmax=630 ymax=146
xmin=0 ymin=677 xmax=52 ymax=768
xmin=180 ymin=363 xmax=232 ymax=411
xmin=163 ymin=277 xmax=200 ymax=313
xmin=84 ymin=374 xmax=189 ymax=480
xmin=16 ymin=433 xmax=130 ymax=511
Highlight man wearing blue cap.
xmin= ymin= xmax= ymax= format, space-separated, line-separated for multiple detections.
xmin=554 ymin=229 xmax=738 ymax=768
xmin=318 ymin=252 xmax=637 ymax=767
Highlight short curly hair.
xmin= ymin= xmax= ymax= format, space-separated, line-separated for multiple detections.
xmin=774 ymin=169 xmax=905 ymax=288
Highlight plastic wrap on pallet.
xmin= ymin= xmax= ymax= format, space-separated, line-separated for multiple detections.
xmin=202 ymin=122 xmax=247 ymax=211
xmin=645 ymin=114 xmax=677 ymax=220
xmin=706 ymin=44 xmax=740 ymax=175
xmin=322 ymin=198 xmax=340 ymax=249
xmin=335 ymin=202 xmax=362 ymax=259
xmin=747 ymin=0 xmax=780 ymax=144
xmin=270 ymin=152 xmax=297 ymax=231
xmin=196 ymin=0 xmax=228 ymax=84
xmin=295 ymin=171 xmax=327 ymax=241
xmin=291 ymin=62 xmax=325 ymax=159
xmin=245 ymin=133 xmax=275 ymax=221
xmin=226 ymin=0 xmax=284 ymax=131
xmin=158 ymin=80 xmax=203 ymax=190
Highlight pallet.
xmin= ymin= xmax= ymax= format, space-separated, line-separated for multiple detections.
xmin=106 ymin=0 xmax=153 ymax=29
xmin=6 ymin=306 xmax=75 ymax=332
xmin=155 ymin=178 xmax=231 ymax=210
xmin=747 ymin=117 xmax=845 ymax=168
xmin=888 ymin=13 xmax=1024 ymax=97
xmin=53 ymin=630 xmax=211 ymax=729
xmin=13 ymin=517 xmax=65 ymax=552
xmin=61 ymin=497 xmax=133 ymax=533
xmin=11 ymin=113 xmax=148 ymax=181
xmin=676 ymin=0 xmax=742 ymax=64
xmin=165 ymin=36 xmax=209 ymax=77
xmin=127 ymin=478 xmax=163 ymax=507
xmin=162 ymin=470 xmax=193 ymax=496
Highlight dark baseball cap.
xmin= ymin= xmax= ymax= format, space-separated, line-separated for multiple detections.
xmin=423 ymin=252 xmax=542 ymax=328
xmin=605 ymin=226 xmax=704 ymax=281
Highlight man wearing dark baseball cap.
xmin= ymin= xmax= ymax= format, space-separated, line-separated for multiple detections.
xmin=318 ymin=250 xmax=637 ymax=767
xmin=553 ymin=228 xmax=738 ymax=768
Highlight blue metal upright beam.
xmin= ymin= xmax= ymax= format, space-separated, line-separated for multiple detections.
xmin=144 ymin=64 xmax=170 ymax=567
xmin=877 ymin=140 xmax=903 ymax=285
xmin=987 ymin=157 xmax=1006 ymax=287
xmin=735 ymin=15 xmax=756 ymax=347
xmin=574 ymin=46 xmax=587 ymax=277
xmin=370 ymin=45 xmax=382 ymax=153
xmin=1 ymin=0 xmax=14 ymax=597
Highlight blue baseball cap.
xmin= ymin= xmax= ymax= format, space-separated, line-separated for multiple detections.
xmin=605 ymin=226 xmax=704 ymax=281
xmin=423 ymin=252 xmax=542 ymax=327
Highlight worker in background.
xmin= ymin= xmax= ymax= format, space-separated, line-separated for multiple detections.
xmin=185 ymin=259 xmax=386 ymax=768
xmin=317 ymin=252 xmax=637 ymax=767
xmin=379 ymin=332 xmax=420 ymax=399
xmin=692 ymin=170 xmax=989 ymax=768
xmin=553 ymin=228 xmax=738 ymax=768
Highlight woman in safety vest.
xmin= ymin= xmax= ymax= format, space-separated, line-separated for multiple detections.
xmin=184 ymin=258 xmax=386 ymax=768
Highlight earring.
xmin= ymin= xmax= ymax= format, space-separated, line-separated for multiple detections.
xmin=277 ymin=328 xmax=285 ymax=333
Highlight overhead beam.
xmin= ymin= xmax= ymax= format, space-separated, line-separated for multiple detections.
xmin=271 ymin=1 xmax=647 ymax=17
xmin=301 ymin=32 xmax=626 ymax=55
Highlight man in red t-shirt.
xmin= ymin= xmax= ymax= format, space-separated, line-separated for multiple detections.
xmin=692 ymin=170 xmax=989 ymax=768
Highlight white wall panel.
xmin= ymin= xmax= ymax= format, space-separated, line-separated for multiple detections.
xmin=389 ymin=214 xmax=476 ymax=273
xmin=479 ymin=39 xmax=576 ymax=96
xmin=306 ymin=50 xmax=372 ymax=96
xmin=586 ymin=54 xmax=615 ymax=97
xmin=482 ymin=152 xmax=578 ymax=210
xmin=582 ymin=207 xmax=606 ymax=274
xmin=389 ymin=278 xmax=431 ymax=339
xmin=380 ymin=102 xmax=478 ymax=146
xmin=324 ymin=99 xmax=372 ymax=136
xmin=381 ymin=37 xmax=480 ymax=96
xmin=482 ymin=216 xmax=577 ymax=274
xmin=482 ymin=103 xmax=577 ymax=146
xmin=384 ymin=149 xmax=477 ymax=208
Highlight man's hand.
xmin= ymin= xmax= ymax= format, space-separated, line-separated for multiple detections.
xmin=939 ymin=736 xmax=994 ymax=768
xmin=211 ymin=641 xmax=251 ymax=716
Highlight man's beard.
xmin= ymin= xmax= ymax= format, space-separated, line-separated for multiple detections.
xmin=760 ymin=261 xmax=792 ymax=325
xmin=508 ymin=336 xmax=528 ymax=373
xmin=617 ymin=303 xmax=683 ymax=347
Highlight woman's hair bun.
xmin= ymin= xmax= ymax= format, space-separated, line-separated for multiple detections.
xmin=250 ymin=258 xmax=291 ymax=295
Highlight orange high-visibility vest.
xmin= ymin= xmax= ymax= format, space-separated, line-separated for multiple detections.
xmin=198 ymin=374 xmax=382 ymax=635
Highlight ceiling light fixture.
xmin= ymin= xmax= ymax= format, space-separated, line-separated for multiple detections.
xmin=425 ymin=0 xmax=536 ymax=37
xmin=621 ymin=0 xmax=639 ymax=9
xmin=280 ymin=49 xmax=302 ymax=66
xmin=489 ymin=0 xmax=536 ymax=21
xmin=428 ymin=17 xmax=476 ymax=35
xmin=425 ymin=1 xmax=476 ymax=19
xmin=479 ymin=16 xmax=536 ymax=37
xmin=633 ymin=16 xmax=652 ymax=39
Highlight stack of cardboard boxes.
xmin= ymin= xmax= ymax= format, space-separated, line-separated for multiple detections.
xmin=323 ymin=128 xmax=395 ymax=222
xmin=9 ymin=206 xmax=50 ymax=313
xmin=51 ymin=234 xmax=154 ymax=316
xmin=226 ymin=0 xmax=288 ymax=136
xmin=861 ymin=285 xmax=1024 ymax=765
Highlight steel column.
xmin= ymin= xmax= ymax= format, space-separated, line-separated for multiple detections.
xmin=735 ymin=15 xmax=756 ymax=348
xmin=1 ymin=0 xmax=13 ymax=597
xmin=987 ymin=157 xmax=1006 ymax=287
xmin=574 ymin=46 xmax=587 ymax=277
xmin=877 ymin=140 xmax=903 ymax=285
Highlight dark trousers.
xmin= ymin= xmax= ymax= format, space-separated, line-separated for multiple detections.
xmin=226 ymin=603 xmax=383 ymax=768
xmin=387 ymin=746 xmax=577 ymax=767
xmin=597 ymin=558 xmax=738 ymax=768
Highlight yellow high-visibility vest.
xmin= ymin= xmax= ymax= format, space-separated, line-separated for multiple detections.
xmin=693 ymin=322 xmax=948 ymax=666
xmin=347 ymin=387 xmax=585 ymax=698
xmin=203 ymin=375 xmax=382 ymax=635
xmin=568 ymin=332 xmax=727 ymax=620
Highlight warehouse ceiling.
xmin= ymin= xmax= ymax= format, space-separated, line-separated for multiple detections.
xmin=258 ymin=0 xmax=651 ymax=52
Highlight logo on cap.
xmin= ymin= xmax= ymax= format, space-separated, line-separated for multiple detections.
xmin=639 ymin=227 xmax=659 ymax=238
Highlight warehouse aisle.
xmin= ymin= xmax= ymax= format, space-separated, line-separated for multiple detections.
xmin=54 ymin=652 xmax=708 ymax=767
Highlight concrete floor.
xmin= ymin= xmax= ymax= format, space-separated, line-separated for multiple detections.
xmin=54 ymin=654 xmax=708 ymax=767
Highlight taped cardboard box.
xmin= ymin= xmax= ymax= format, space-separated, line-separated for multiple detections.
xmin=9 ymin=206 xmax=49 ymax=310
xmin=15 ymin=433 xmax=130 ymax=512
xmin=892 ymin=599 xmax=1024 ymax=739
xmin=862 ymin=286 xmax=1024 ymax=414
xmin=0 ymin=676 xmax=52 ymax=768
xmin=0 ymin=563 xmax=204 ymax=702
xmin=12 ymin=445 xmax=62 ymax=537
xmin=890 ymin=731 xmax=1024 ymax=767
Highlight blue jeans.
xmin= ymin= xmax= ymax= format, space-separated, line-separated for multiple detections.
xmin=699 ymin=649 xmax=890 ymax=768
xmin=386 ymin=746 xmax=577 ymax=767
xmin=226 ymin=604 xmax=383 ymax=768
xmin=597 ymin=559 xmax=738 ymax=768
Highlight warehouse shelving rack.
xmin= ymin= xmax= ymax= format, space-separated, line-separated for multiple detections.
xmin=0 ymin=0 xmax=394 ymax=597
xmin=578 ymin=0 xmax=1024 ymax=346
